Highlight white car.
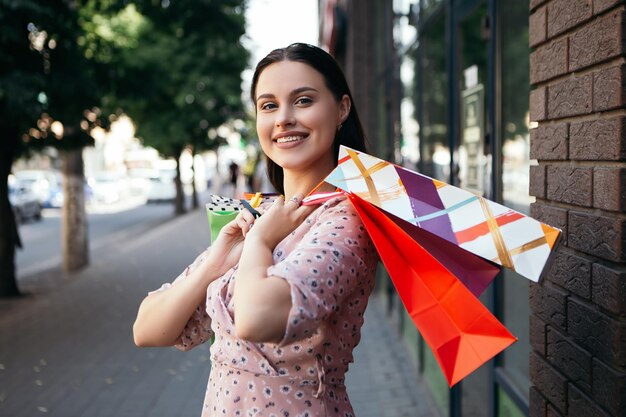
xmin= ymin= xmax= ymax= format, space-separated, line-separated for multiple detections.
xmin=9 ymin=183 xmax=42 ymax=223
xmin=89 ymin=173 xmax=128 ymax=205
xmin=146 ymin=172 xmax=177 ymax=203
xmin=13 ymin=170 xmax=62 ymax=208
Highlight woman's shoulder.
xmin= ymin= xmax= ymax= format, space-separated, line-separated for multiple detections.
xmin=310 ymin=195 xmax=364 ymax=226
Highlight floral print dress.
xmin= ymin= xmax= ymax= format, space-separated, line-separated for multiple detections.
xmin=153 ymin=196 xmax=378 ymax=417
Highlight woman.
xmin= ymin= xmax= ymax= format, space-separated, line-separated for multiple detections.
xmin=133 ymin=43 xmax=378 ymax=417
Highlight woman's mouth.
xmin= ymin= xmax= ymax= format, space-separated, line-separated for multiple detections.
xmin=275 ymin=135 xmax=306 ymax=144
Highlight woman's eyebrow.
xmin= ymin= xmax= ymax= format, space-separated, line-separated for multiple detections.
xmin=292 ymin=86 xmax=318 ymax=95
xmin=256 ymin=86 xmax=319 ymax=102
xmin=256 ymin=93 xmax=275 ymax=101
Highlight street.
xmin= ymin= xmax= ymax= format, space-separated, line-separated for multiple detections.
xmin=16 ymin=197 xmax=185 ymax=279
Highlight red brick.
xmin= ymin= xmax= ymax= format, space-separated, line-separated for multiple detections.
xmin=547 ymin=0 xmax=593 ymax=37
xmin=547 ymin=166 xmax=593 ymax=206
xmin=531 ymin=314 xmax=548 ymax=355
xmin=568 ymin=300 xmax=626 ymax=366
xmin=568 ymin=211 xmax=626 ymax=261
xmin=546 ymin=405 xmax=564 ymax=417
xmin=592 ymin=358 xmax=626 ymax=415
xmin=531 ymin=87 xmax=548 ymax=120
xmin=569 ymin=7 xmax=625 ymax=71
xmin=531 ymin=0 xmax=549 ymax=11
xmin=531 ymin=203 xmax=568 ymax=245
xmin=549 ymin=249 xmax=592 ymax=298
xmin=547 ymin=74 xmax=593 ymax=118
xmin=530 ymin=123 xmax=569 ymax=160
xmin=568 ymin=384 xmax=612 ymax=417
xmin=530 ymin=6 xmax=548 ymax=47
xmin=594 ymin=0 xmax=625 ymax=14
xmin=530 ymin=385 xmax=548 ymax=417
xmin=593 ymin=167 xmax=626 ymax=211
xmin=530 ymin=351 xmax=568 ymax=414
xmin=592 ymin=262 xmax=626 ymax=314
xmin=570 ymin=117 xmax=626 ymax=161
xmin=531 ymin=38 xmax=568 ymax=83
xmin=593 ymin=64 xmax=626 ymax=111
xmin=530 ymin=165 xmax=547 ymax=198
xmin=547 ymin=327 xmax=593 ymax=391
xmin=530 ymin=282 xmax=568 ymax=331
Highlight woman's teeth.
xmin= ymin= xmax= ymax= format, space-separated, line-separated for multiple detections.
xmin=276 ymin=136 xmax=304 ymax=144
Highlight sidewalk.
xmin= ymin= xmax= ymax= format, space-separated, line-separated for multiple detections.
xmin=0 ymin=201 xmax=439 ymax=417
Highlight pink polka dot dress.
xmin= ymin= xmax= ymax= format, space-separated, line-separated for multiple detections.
xmin=154 ymin=196 xmax=378 ymax=417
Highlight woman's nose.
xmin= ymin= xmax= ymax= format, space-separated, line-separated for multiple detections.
xmin=276 ymin=107 xmax=296 ymax=127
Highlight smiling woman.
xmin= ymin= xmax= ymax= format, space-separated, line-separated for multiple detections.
xmin=133 ymin=43 xmax=377 ymax=417
xmin=254 ymin=61 xmax=349 ymax=183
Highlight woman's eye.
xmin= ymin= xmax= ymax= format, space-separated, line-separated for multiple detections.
xmin=295 ymin=97 xmax=313 ymax=105
xmin=259 ymin=102 xmax=277 ymax=110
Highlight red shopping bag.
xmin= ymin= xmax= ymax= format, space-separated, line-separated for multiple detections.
xmin=348 ymin=193 xmax=516 ymax=386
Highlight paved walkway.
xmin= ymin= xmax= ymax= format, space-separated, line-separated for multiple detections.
xmin=0 ymin=197 xmax=440 ymax=417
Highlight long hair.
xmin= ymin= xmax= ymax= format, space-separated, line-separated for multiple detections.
xmin=250 ymin=43 xmax=369 ymax=195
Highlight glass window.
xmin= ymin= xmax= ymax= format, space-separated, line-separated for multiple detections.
xmin=457 ymin=1 xmax=489 ymax=197
xmin=423 ymin=345 xmax=450 ymax=413
xmin=418 ymin=14 xmax=449 ymax=182
xmin=500 ymin=0 xmax=532 ymax=404
xmin=402 ymin=308 xmax=419 ymax=368
xmin=416 ymin=17 xmax=449 ymax=415
xmin=420 ymin=0 xmax=443 ymax=20
xmin=456 ymin=4 xmax=491 ymax=415
xmin=498 ymin=387 xmax=527 ymax=417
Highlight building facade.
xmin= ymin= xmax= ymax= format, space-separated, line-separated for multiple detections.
xmin=320 ymin=0 xmax=626 ymax=416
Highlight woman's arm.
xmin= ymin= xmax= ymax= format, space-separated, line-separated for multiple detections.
xmin=233 ymin=236 xmax=292 ymax=344
xmin=134 ymin=207 xmax=256 ymax=347
xmin=233 ymin=195 xmax=315 ymax=344
xmin=133 ymin=256 xmax=222 ymax=347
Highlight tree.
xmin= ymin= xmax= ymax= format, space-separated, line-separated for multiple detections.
xmin=0 ymin=0 xmax=248 ymax=297
xmin=112 ymin=0 xmax=249 ymax=213
xmin=0 ymin=0 xmax=124 ymax=296
xmin=0 ymin=0 xmax=48 ymax=296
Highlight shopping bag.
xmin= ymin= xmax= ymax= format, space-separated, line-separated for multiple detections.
xmin=348 ymin=193 xmax=516 ymax=386
xmin=317 ymin=145 xmax=561 ymax=386
xmin=325 ymin=146 xmax=561 ymax=283
xmin=206 ymin=210 xmax=238 ymax=242
xmin=205 ymin=193 xmax=270 ymax=242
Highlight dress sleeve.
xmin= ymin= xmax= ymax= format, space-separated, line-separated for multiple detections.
xmin=266 ymin=200 xmax=376 ymax=346
xmin=149 ymin=249 xmax=214 ymax=352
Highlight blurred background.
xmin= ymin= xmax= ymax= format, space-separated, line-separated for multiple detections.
xmin=1 ymin=1 xmax=540 ymax=417
xmin=2 ymin=0 xmax=320 ymax=280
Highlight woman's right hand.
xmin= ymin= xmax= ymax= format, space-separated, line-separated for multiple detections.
xmin=205 ymin=208 xmax=261 ymax=276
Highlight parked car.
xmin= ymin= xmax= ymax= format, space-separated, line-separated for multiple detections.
xmin=146 ymin=170 xmax=177 ymax=203
xmin=13 ymin=170 xmax=62 ymax=208
xmin=88 ymin=172 xmax=128 ymax=205
xmin=9 ymin=182 xmax=42 ymax=223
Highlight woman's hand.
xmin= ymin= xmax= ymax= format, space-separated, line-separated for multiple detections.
xmin=245 ymin=193 xmax=316 ymax=250
xmin=205 ymin=207 xmax=261 ymax=276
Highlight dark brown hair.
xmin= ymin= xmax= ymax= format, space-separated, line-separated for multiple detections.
xmin=251 ymin=43 xmax=368 ymax=194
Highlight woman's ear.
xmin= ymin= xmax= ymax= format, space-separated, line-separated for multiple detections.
xmin=339 ymin=95 xmax=351 ymax=123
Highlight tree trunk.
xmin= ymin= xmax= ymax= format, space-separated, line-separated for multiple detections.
xmin=61 ymin=148 xmax=89 ymax=272
xmin=174 ymin=152 xmax=186 ymax=215
xmin=190 ymin=150 xmax=199 ymax=210
xmin=0 ymin=132 xmax=22 ymax=297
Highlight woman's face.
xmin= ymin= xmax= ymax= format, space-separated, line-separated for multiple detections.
xmin=254 ymin=60 xmax=349 ymax=176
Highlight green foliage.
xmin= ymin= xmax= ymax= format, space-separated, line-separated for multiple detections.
xmin=0 ymin=0 xmax=49 ymax=141
xmin=109 ymin=0 xmax=249 ymax=157
xmin=2 ymin=0 xmax=248 ymax=157
xmin=0 ymin=0 xmax=129 ymax=153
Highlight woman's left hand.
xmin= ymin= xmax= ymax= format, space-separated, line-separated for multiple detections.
xmin=204 ymin=207 xmax=262 ymax=276
xmin=245 ymin=193 xmax=316 ymax=250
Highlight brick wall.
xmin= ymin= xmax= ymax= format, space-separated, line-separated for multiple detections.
xmin=528 ymin=1 xmax=626 ymax=416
